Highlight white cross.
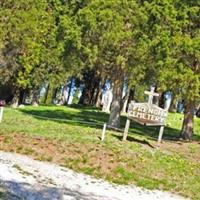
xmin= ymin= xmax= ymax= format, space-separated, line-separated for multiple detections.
xmin=144 ymin=87 xmax=159 ymax=105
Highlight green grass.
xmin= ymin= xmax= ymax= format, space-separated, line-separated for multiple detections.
xmin=0 ymin=105 xmax=200 ymax=199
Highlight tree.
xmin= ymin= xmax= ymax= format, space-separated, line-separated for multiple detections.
xmin=78 ymin=69 xmax=101 ymax=105
xmin=77 ymin=0 xmax=147 ymax=127
xmin=144 ymin=0 xmax=200 ymax=139
xmin=0 ymin=0 xmax=82 ymax=106
xmin=0 ymin=0 xmax=56 ymax=106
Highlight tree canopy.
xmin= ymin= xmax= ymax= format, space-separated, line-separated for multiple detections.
xmin=143 ymin=0 xmax=200 ymax=138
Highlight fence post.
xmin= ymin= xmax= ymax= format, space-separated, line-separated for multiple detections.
xmin=123 ymin=118 xmax=130 ymax=141
xmin=0 ymin=107 xmax=4 ymax=123
xmin=157 ymin=125 xmax=164 ymax=146
xmin=101 ymin=123 xmax=107 ymax=141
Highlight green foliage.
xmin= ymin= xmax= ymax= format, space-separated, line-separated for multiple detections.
xmin=0 ymin=0 xmax=54 ymax=88
xmin=77 ymin=0 xmax=147 ymax=83
xmin=0 ymin=0 xmax=82 ymax=94
xmin=0 ymin=0 xmax=199 ymax=104
xmin=144 ymin=0 xmax=200 ymax=101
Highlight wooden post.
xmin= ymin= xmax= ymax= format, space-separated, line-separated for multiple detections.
xmin=0 ymin=107 xmax=4 ymax=123
xmin=101 ymin=123 xmax=107 ymax=141
xmin=123 ymin=118 xmax=130 ymax=141
xmin=157 ymin=125 xmax=164 ymax=145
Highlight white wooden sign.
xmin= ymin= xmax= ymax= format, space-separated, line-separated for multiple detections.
xmin=123 ymin=87 xmax=168 ymax=145
xmin=127 ymin=102 xmax=168 ymax=126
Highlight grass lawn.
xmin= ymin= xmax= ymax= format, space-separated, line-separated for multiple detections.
xmin=0 ymin=105 xmax=200 ymax=199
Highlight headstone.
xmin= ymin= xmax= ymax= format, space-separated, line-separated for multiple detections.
xmin=164 ymin=91 xmax=172 ymax=110
xmin=102 ymin=89 xmax=113 ymax=113
xmin=123 ymin=88 xmax=168 ymax=146
xmin=68 ymin=95 xmax=74 ymax=105
xmin=177 ymin=101 xmax=184 ymax=113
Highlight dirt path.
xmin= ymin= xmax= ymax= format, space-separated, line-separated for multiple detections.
xmin=0 ymin=151 xmax=186 ymax=200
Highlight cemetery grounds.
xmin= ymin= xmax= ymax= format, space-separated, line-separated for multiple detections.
xmin=0 ymin=105 xmax=200 ymax=199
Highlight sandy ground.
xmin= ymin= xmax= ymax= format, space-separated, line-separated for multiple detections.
xmin=0 ymin=151 xmax=186 ymax=200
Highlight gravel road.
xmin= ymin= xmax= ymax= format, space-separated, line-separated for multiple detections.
xmin=0 ymin=151 xmax=186 ymax=200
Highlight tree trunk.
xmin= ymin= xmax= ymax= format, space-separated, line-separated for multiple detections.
xmin=78 ymin=69 xmax=101 ymax=106
xmin=19 ymin=89 xmax=26 ymax=105
xmin=62 ymin=85 xmax=68 ymax=105
xmin=181 ymin=100 xmax=195 ymax=140
xmin=169 ymin=94 xmax=177 ymax=112
xmin=95 ymin=78 xmax=106 ymax=107
xmin=79 ymin=88 xmax=86 ymax=104
xmin=11 ymin=89 xmax=20 ymax=108
xmin=108 ymin=79 xmax=123 ymax=128
xmin=43 ymin=83 xmax=49 ymax=104
xmin=196 ymin=104 xmax=200 ymax=117
xmin=89 ymin=86 xmax=97 ymax=105
xmin=79 ymin=87 xmax=93 ymax=105
xmin=126 ymin=88 xmax=135 ymax=112
xmin=159 ymin=91 xmax=165 ymax=108
xmin=95 ymin=88 xmax=103 ymax=107
xmin=122 ymin=89 xmax=129 ymax=114
xmin=46 ymin=84 xmax=55 ymax=104
xmin=66 ymin=78 xmax=73 ymax=104
xmin=52 ymin=88 xmax=58 ymax=104
xmin=32 ymin=88 xmax=40 ymax=107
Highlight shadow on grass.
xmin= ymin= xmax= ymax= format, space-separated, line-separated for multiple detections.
xmin=21 ymin=106 xmax=108 ymax=125
xmin=18 ymin=105 xmax=200 ymax=142
xmin=112 ymin=134 xmax=155 ymax=148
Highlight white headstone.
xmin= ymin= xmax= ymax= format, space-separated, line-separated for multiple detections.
xmin=164 ymin=91 xmax=172 ymax=110
xmin=68 ymin=95 xmax=74 ymax=105
xmin=102 ymin=89 xmax=113 ymax=113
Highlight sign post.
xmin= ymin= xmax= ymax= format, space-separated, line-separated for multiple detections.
xmin=0 ymin=100 xmax=5 ymax=123
xmin=123 ymin=88 xmax=168 ymax=146
xmin=158 ymin=126 xmax=165 ymax=144
xmin=123 ymin=118 xmax=130 ymax=141
xmin=101 ymin=123 xmax=107 ymax=141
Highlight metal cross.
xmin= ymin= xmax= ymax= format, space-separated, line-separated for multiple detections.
xmin=144 ymin=87 xmax=159 ymax=105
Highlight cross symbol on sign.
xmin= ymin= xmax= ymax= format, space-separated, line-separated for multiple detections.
xmin=144 ymin=87 xmax=159 ymax=105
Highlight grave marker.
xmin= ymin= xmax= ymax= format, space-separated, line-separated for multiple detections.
xmin=102 ymin=89 xmax=113 ymax=113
